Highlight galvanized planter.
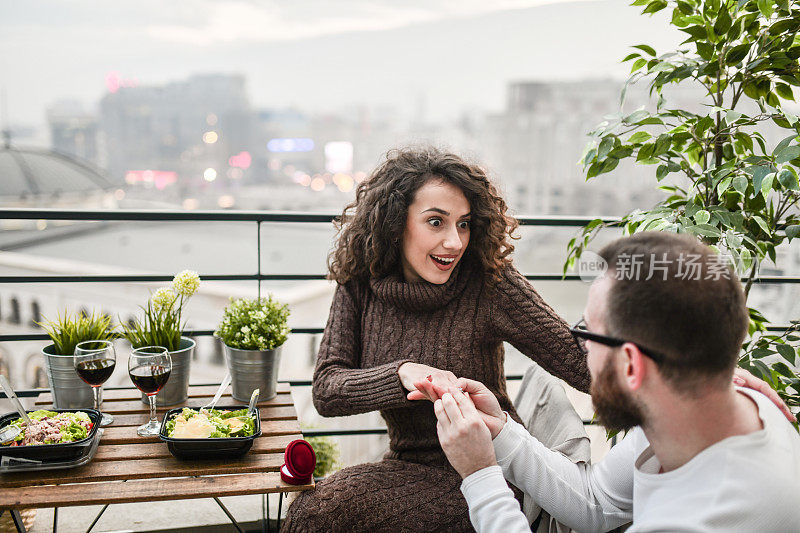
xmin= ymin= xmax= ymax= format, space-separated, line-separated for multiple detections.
xmin=139 ymin=336 xmax=196 ymax=406
xmin=42 ymin=344 xmax=94 ymax=409
xmin=223 ymin=344 xmax=282 ymax=402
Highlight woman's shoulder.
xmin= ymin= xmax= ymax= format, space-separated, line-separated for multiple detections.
xmin=488 ymin=261 xmax=531 ymax=294
xmin=333 ymin=276 xmax=373 ymax=308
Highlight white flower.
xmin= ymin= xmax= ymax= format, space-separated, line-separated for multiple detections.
xmin=241 ymin=326 xmax=251 ymax=334
xmin=151 ymin=287 xmax=176 ymax=311
xmin=172 ymin=270 xmax=201 ymax=297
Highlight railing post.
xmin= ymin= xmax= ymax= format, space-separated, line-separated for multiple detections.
xmin=257 ymin=219 xmax=262 ymax=300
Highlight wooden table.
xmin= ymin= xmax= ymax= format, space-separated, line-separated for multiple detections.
xmin=0 ymin=383 xmax=314 ymax=532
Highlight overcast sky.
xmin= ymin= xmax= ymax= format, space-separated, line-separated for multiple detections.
xmin=1 ymin=0 xmax=682 ymax=131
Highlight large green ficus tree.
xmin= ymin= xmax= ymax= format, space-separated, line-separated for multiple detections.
xmin=566 ymin=0 xmax=800 ymax=413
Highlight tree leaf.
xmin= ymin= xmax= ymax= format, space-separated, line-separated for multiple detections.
xmin=624 ymin=109 xmax=650 ymax=123
xmin=643 ymin=0 xmax=668 ymax=14
xmin=653 ymin=134 xmax=672 ymax=156
xmin=696 ymin=41 xmax=714 ymax=60
xmin=775 ymin=145 xmax=800 ymax=164
xmin=689 ymin=224 xmax=722 ymax=237
xmin=752 ymin=347 xmax=776 ymax=359
xmin=637 ymin=143 xmax=655 ymax=161
xmin=773 ymin=361 xmax=795 ymax=378
xmin=631 ymin=57 xmax=647 ymax=73
xmin=777 ymin=168 xmax=799 ymax=191
xmin=786 ymin=224 xmax=800 ymax=240
xmin=775 ymin=82 xmax=795 ymax=101
xmin=726 ymin=43 xmax=751 ymax=65
xmin=717 ymin=176 xmax=733 ymax=195
xmin=628 ymin=131 xmax=652 ymax=144
xmin=776 ymin=344 xmax=796 ymax=365
xmin=733 ymin=175 xmax=749 ymax=195
xmin=726 ymin=110 xmax=743 ymax=124
xmin=695 ymin=210 xmax=710 ymax=225
xmin=753 ymin=215 xmax=771 ymax=235
xmin=757 ymin=0 xmax=772 ymax=18
xmin=774 ymin=134 xmax=796 ymax=155
xmin=747 ymin=166 xmax=770 ymax=192
xmin=760 ymin=173 xmax=775 ymax=197
xmin=632 ymin=44 xmax=657 ymax=56
xmin=598 ymin=136 xmax=615 ymax=159
xmin=713 ymin=7 xmax=732 ymax=34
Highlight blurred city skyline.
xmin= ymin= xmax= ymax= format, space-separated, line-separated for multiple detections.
xmin=2 ymin=0 xmax=683 ymax=136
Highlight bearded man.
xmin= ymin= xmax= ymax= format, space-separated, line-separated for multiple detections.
xmin=414 ymin=232 xmax=800 ymax=532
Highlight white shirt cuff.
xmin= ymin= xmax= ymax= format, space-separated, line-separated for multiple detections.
xmin=460 ymin=465 xmax=510 ymax=504
xmin=492 ymin=413 xmax=527 ymax=463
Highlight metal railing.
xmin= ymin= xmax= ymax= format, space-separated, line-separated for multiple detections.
xmin=2 ymin=207 xmax=798 ymax=436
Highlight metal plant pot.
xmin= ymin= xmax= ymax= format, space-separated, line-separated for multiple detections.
xmin=42 ymin=344 xmax=94 ymax=409
xmin=140 ymin=336 xmax=196 ymax=406
xmin=224 ymin=344 xmax=282 ymax=402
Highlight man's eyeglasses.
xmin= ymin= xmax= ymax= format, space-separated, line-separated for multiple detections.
xmin=569 ymin=317 xmax=668 ymax=365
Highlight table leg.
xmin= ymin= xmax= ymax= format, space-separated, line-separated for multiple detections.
xmin=262 ymin=494 xmax=268 ymax=533
xmin=7 ymin=509 xmax=27 ymax=533
xmin=212 ymin=497 xmax=244 ymax=533
xmin=276 ymin=493 xmax=283 ymax=532
xmin=266 ymin=494 xmax=271 ymax=533
xmin=86 ymin=504 xmax=110 ymax=533
xmin=53 ymin=507 xmax=58 ymax=533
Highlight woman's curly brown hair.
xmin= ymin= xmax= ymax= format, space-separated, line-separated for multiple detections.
xmin=328 ymin=146 xmax=518 ymax=284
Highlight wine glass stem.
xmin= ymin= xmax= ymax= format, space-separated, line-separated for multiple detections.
xmin=93 ymin=386 xmax=101 ymax=411
xmin=148 ymin=394 xmax=157 ymax=423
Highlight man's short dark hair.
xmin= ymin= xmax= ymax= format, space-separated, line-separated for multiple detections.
xmin=597 ymin=232 xmax=749 ymax=393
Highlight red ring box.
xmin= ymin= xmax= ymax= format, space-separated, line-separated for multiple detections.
xmin=281 ymin=439 xmax=316 ymax=485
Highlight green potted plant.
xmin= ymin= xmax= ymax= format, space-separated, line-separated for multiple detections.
xmin=40 ymin=311 xmax=118 ymax=408
xmin=305 ymin=434 xmax=341 ymax=479
xmin=568 ymin=0 xmax=800 ymax=413
xmin=121 ymin=270 xmax=201 ymax=406
xmin=215 ymin=295 xmax=290 ymax=401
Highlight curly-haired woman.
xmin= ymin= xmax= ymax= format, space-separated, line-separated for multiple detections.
xmin=282 ymin=147 xmax=591 ymax=532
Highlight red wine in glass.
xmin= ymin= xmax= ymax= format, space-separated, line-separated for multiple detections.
xmin=74 ymin=340 xmax=117 ymax=427
xmin=76 ymin=359 xmax=116 ymax=386
xmin=128 ymin=346 xmax=172 ymax=437
xmin=129 ymin=365 xmax=171 ymax=394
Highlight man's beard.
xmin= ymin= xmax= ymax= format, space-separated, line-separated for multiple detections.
xmin=590 ymin=356 xmax=645 ymax=433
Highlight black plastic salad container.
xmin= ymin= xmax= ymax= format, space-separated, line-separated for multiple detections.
xmin=0 ymin=408 xmax=101 ymax=462
xmin=159 ymin=405 xmax=261 ymax=460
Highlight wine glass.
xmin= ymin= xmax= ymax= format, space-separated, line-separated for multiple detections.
xmin=74 ymin=340 xmax=117 ymax=427
xmin=128 ymin=346 xmax=172 ymax=437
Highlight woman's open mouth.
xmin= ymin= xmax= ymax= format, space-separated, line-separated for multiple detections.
xmin=430 ymin=254 xmax=458 ymax=271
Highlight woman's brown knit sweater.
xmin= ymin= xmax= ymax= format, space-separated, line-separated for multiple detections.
xmin=282 ymin=259 xmax=590 ymax=532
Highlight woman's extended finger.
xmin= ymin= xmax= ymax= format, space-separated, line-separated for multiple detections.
xmin=407 ymin=390 xmax=427 ymax=401
xmin=734 ymin=367 xmax=796 ymax=423
xmin=440 ymin=392 xmax=464 ymax=423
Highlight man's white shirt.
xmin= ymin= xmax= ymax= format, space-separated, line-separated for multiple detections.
xmin=460 ymin=388 xmax=800 ymax=532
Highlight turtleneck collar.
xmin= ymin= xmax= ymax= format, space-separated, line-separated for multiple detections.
xmin=369 ymin=257 xmax=478 ymax=312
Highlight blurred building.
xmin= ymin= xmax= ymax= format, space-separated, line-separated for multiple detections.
xmin=100 ymin=74 xmax=255 ymax=194
xmin=480 ymin=80 xmax=664 ymax=215
xmin=46 ymin=100 xmax=99 ymax=165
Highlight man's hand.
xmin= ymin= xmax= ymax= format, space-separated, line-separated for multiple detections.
xmin=733 ymin=367 xmax=796 ymax=423
xmin=410 ymin=378 xmax=507 ymax=438
xmin=434 ymin=390 xmax=498 ymax=479
xmin=397 ymin=362 xmax=458 ymax=401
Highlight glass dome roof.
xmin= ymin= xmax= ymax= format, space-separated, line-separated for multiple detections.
xmin=0 ymin=146 xmax=112 ymax=198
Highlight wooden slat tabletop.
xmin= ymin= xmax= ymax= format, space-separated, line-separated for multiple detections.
xmin=0 ymin=383 xmax=314 ymax=510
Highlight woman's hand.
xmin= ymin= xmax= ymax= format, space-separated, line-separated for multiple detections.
xmin=413 ymin=378 xmax=507 ymax=438
xmin=733 ymin=367 xmax=796 ymax=423
xmin=397 ymin=362 xmax=458 ymax=401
